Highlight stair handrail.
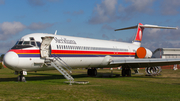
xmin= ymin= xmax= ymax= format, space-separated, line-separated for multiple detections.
xmin=51 ymin=62 xmax=74 ymax=81
xmin=51 ymin=53 xmax=72 ymax=72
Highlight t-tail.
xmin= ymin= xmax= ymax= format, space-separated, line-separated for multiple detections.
xmin=115 ymin=23 xmax=178 ymax=46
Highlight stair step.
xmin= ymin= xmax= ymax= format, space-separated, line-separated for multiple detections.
xmin=49 ymin=55 xmax=74 ymax=81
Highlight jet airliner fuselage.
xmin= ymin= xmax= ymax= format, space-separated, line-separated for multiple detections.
xmin=3 ymin=23 xmax=178 ymax=82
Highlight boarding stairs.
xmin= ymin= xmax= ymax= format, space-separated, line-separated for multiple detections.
xmin=50 ymin=54 xmax=74 ymax=81
xmin=40 ymin=36 xmax=74 ymax=84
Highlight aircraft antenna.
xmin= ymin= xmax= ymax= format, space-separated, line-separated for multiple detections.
xmin=54 ymin=30 xmax=57 ymax=35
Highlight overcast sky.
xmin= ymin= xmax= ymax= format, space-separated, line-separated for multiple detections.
xmin=0 ymin=0 xmax=180 ymax=54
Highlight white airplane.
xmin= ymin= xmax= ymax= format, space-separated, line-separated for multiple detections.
xmin=3 ymin=23 xmax=179 ymax=82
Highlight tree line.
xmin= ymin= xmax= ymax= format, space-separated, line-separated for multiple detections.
xmin=0 ymin=54 xmax=4 ymax=69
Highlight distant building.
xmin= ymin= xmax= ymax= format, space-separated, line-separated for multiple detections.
xmin=152 ymin=48 xmax=180 ymax=69
xmin=153 ymin=48 xmax=180 ymax=58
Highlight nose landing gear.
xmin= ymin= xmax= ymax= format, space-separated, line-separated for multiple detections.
xmin=17 ymin=71 xmax=26 ymax=82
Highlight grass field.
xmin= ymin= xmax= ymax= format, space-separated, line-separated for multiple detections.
xmin=0 ymin=68 xmax=180 ymax=101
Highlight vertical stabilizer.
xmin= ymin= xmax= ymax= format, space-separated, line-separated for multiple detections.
xmin=133 ymin=23 xmax=144 ymax=46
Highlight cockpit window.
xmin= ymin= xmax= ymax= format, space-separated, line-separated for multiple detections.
xmin=30 ymin=37 xmax=35 ymax=40
xmin=23 ymin=41 xmax=30 ymax=45
xmin=36 ymin=42 xmax=41 ymax=47
xmin=18 ymin=41 xmax=23 ymax=45
xmin=12 ymin=38 xmax=41 ymax=49
xmin=31 ymin=41 xmax=36 ymax=46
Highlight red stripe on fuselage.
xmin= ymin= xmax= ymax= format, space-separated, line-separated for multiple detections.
xmin=9 ymin=49 xmax=135 ymax=56
xmin=9 ymin=49 xmax=40 ymax=54
xmin=52 ymin=50 xmax=135 ymax=55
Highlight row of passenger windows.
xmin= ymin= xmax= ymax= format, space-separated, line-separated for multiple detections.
xmin=57 ymin=45 xmax=128 ymax=52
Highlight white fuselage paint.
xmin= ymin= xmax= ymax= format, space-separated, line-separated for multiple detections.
xmin=4 ymin=33 xmax=150 ymax=72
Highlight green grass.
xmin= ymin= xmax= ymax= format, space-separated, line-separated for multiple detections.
xmin=0 ymin=68 xmax=180 ymax=101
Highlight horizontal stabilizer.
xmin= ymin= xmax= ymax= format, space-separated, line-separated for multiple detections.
xmin=114 ymin=25 xmax=137 ymax=31
xmin=115 ymin=24 xmax=178 ymax=31
xmin=115 ymin=23 xmax=178 ymax=46
xmin=140 ymin=24 xmax=178 ymax=29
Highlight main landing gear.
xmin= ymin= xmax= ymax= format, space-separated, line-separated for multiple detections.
xmin=16 ymin=71 xmax=26 ymax=82
xmin=145 ymin=66 xmax=162 ymax=75
xmin=121 ymin=68 xmax=131 ymax=77
xmin=87 ymin=68 xmax=97 ymax=77
xmin=87 ymin=67 xmax=131 ymax=77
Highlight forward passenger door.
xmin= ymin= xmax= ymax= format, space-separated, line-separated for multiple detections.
xmin=40 ymin=36 xmax=54 ymax=58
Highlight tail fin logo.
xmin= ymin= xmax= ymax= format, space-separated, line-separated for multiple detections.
xmin=139 ymin=30 xmax=142 ymax=40
xmin=134 ymin=25 xmax=144 ymax=42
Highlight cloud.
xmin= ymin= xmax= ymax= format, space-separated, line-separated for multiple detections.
xmin=0 ymin=21 xmax=54 ymax=40
xmin=0 ymin=22 xmax=26 ymax=35
xmin=89 ymin=0 xmax=155 ymax=24
xmin=124 ymin=0 xmax=154 ymax=13
xmin=141 ymin=29 xmax=162 ymax=41
xmin=160 ymin=0 xmax=180 ymax=15
xmin=0 ymin=22 xmax=26 ymax=40
xmin=0 ymin=0 xmax=4 ymax=5
xmin=0 ymin=41 xmax=16 ymax=54
xmin=28 ymin=22 xmax=54 ymax=30
xmin=140 ymin=28 xmax=180 ymax=51
xmin=116 ymin=26 xmax=180 ymax=51
xmin=88 ymin=0 xmax=118 ymax=24
xmin=118 ymin=0 xmax=154 ymax=20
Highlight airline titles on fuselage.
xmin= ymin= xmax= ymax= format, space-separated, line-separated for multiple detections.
xmin=54 ymin=37 xmax=76 ymax=44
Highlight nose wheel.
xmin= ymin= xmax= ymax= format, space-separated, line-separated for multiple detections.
xmin=17 ymin=71 xmax=26 ymax=82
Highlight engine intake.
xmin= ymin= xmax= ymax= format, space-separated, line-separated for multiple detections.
xmin=136 ymin=47 xmax=152 ymax=58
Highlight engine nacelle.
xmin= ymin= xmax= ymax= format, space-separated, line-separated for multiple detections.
xmin=136 ymin=47 xmax=152 ymax=58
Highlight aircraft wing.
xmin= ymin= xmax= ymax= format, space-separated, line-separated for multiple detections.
xmin=110 ymin=58 xmax=180 ymax=68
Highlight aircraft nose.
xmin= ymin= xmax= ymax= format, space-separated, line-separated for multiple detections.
xmin=3 ymin=51 xmax=19 ymax=69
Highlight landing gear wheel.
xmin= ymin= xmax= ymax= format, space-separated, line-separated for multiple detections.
xmin=126 ymin=68 xmax=131 ymax=77
xmin=87 ymin=69 xmax=91 ymax=76
xmin=122 ymin=69 xmax=126 ymax=77
xmin=92 ymin=69 xmax=97 ymax=76
xmin=122 ymin=68 xmax=131 ymax=77
xmin=87 ymin=68 xmax=97 ymax=77
xmin=145 ymin=66 xmax=162 ymax=75
xmin=17 ymin=71 xmax=26 ymax=82
xmin=18 ymin=75 xmax=26 ymax=82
